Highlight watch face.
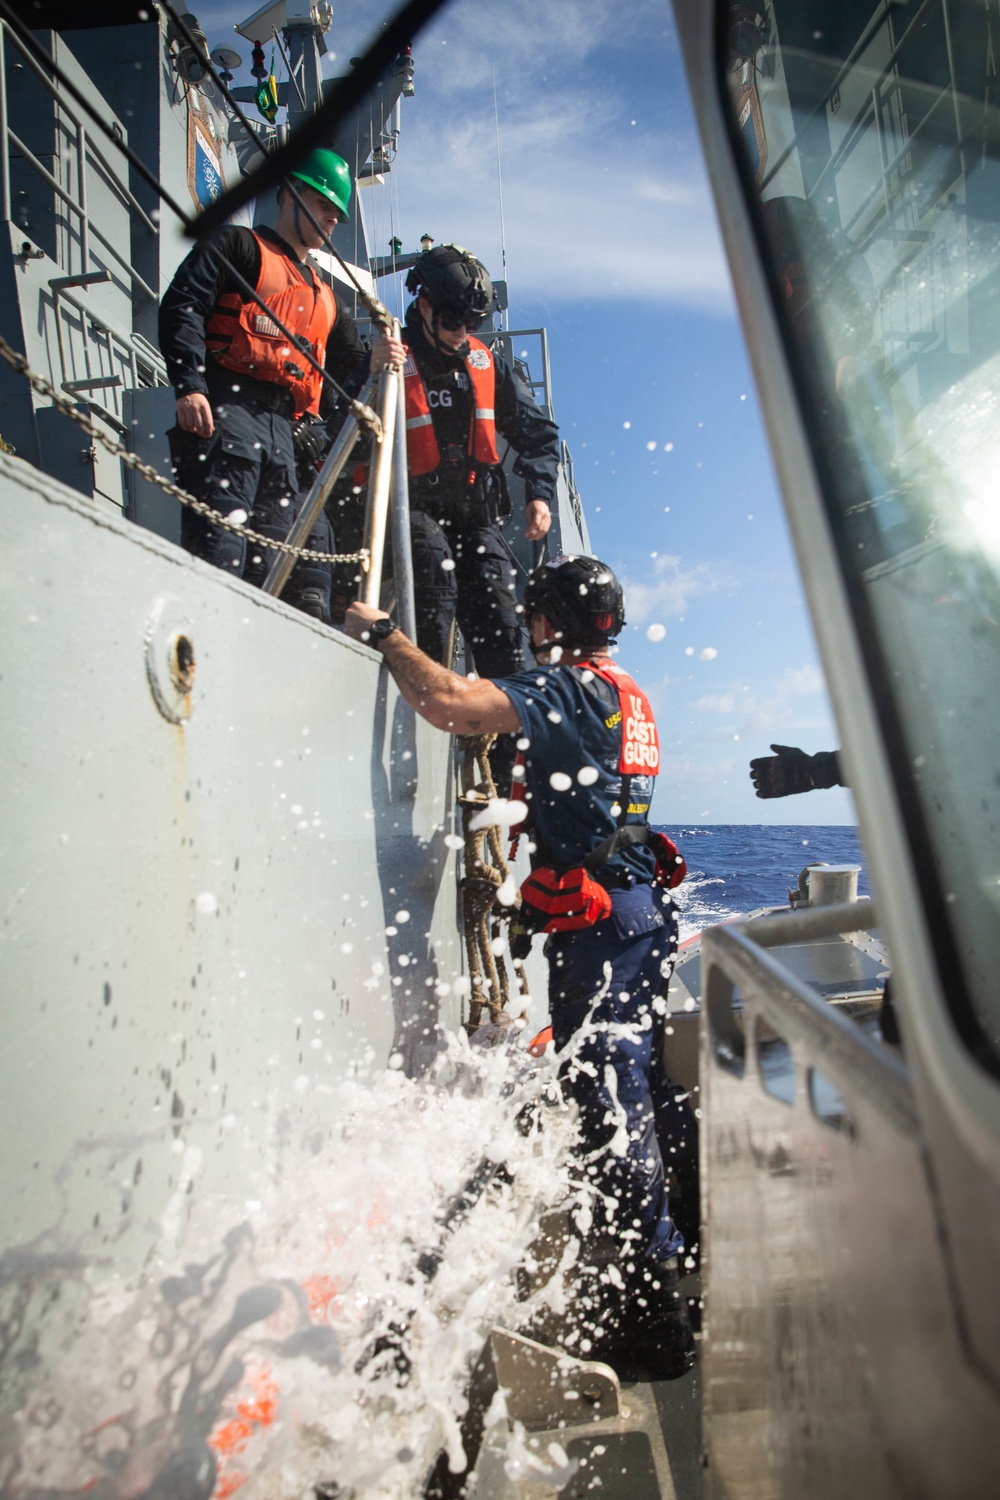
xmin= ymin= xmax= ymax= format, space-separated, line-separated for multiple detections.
xmin=371 ymin=617 xmax=396 ymax=642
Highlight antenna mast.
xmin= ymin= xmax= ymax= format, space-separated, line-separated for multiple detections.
xmin=492 ymin=64 xmax=508 ymax=331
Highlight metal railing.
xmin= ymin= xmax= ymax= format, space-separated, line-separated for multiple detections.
xmin=702 ymin=900 xmax=917 ymax=1137
xmin=485 ymin=327 xmax=554 ymax=419
xmin=49 ymin=271 xmax=166 ymax=400
xmin=261 ymin=349 xmax=417 ymax=638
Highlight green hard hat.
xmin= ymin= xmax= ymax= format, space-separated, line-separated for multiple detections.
xmin=288 ymin=147 xmax=352 ymax=221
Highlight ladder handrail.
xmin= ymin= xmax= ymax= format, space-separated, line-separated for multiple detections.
xmin=261 ymin=375 xmax=378 ymax=600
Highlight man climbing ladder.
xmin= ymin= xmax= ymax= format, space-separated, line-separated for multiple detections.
xmin=345 ymin=554 xmax=697 ymax=1381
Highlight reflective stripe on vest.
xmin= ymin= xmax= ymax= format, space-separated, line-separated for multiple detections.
xmin=403 ymin=336 xmax=500 ymax=476
xmin=204 ymin=232 xmax=338 ymax=417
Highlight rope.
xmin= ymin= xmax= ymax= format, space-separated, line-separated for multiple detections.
xmin=457 ymin=734 xmax=527 ymax=1029
xmin=0 ymin=335 xmax=367 ymax=565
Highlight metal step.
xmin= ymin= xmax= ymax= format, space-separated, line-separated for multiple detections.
xmin=424 ymin=1327 xmax=703 ymax=1500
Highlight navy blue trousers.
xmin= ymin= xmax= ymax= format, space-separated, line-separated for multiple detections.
xmin=172 ymin=383 xmax=333 ymax=621
xmin=408 ymin=510 xmax=526 ymax=677
xmin=546 ymin=883 xmax=689 ymax=1267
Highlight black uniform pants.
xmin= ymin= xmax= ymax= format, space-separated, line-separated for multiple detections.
xmin=546 ymin=886 xmax=697 ymax=1269
xmin=409 ymin=509 xmax=526 ymax=677
xmin=170 ymin=385 xmax=333 ymax=622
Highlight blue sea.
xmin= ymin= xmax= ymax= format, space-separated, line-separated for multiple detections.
xmin=658 ymin=824 xmax=871 ymax=940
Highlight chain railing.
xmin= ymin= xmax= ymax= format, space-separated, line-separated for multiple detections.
xmin=0 ymin=333 xmax=366 ymax=565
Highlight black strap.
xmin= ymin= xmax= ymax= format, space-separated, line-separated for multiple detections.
xmin=618 ymin=774 xmax=632 ymax=830
xmin=582 ymin=821 xmax=652 ymax=873
xmin=529 ymin=774 xmax=653 ymax=876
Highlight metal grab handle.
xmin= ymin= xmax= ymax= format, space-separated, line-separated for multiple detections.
xmin=262 ymin=375 xmax=376 ymax=599
xmin=702 ymin=905 xmax=916 ymax=1136
xmin=389 ymin=363 xmax=417 ymax=640
xmin=359 ymin=323 xmax=400 ymax=607
xmin=739 ymin=898 xmax=878 ymax=948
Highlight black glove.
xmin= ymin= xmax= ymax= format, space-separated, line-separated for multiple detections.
xmin=749 ymin=745 xmax=843 ymax=798
xmin=291 ymin=413 xmax=331 ymax=491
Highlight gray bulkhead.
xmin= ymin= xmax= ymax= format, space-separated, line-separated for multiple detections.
xmin=0 ymin=4 xmax=595 ymax=1484
xmin=0 ymin=15 xmax=223 ymax=503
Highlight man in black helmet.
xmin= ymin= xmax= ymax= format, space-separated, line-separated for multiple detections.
xmin=376 ymin=244 xmax=560 ymax=682
xmin=343 ymin=556 xmax=697 ymax=1382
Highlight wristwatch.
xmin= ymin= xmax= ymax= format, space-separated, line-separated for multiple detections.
xmin=367 ymin=616 xmax=399 ymax=647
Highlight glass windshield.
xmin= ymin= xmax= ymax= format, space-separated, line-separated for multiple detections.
xmin=721 ymin=0 xmax=1000 ymax=1072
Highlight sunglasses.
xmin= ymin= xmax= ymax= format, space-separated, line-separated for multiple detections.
xmin=437 ymin=309 xmax=486 ymax=333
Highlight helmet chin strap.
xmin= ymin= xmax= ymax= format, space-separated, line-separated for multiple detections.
xmin=530 ymin=635 xmax=561 ymax=661
xmin=428 ymin=306 xmax=470 ymax=358
xmin=291 ymin=197 xmax=309 ymax=249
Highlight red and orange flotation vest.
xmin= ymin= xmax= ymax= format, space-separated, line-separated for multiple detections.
xmin=403 ymin=337 xmax=500 ymax=475
xmin=205 ymin=232 xmax=338 ymax=417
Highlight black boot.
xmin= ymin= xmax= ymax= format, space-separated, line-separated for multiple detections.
xmin=621 ymin=1257 xmax=697 ymax=1380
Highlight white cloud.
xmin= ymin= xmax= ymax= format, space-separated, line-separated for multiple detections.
xmin=694 ymin=664 xmax=831 ymax=741
xmin=695 ymin=689 xmax=749 ymax=716
xmin=620 ymin=553 xmax=729 ymax=624
xmin=202 ymin=0 xmax=731 ymax=309
xmin=666 ymin=754 xmax=740 ymax=789
xmin=362 ymin=0 xmax=729 ymax=309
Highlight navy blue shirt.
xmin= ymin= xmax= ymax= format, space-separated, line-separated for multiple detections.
xmin=497 ymin=660 xmax=658 ymax=884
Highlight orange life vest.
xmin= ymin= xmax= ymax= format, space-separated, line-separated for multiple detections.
xmin=403 ymin=337 xmax=500 ymax=475
xmin=579 ymin=658 xmax=660 ymax=775
xmin=204 ymin=232 xmax=337 ymax=417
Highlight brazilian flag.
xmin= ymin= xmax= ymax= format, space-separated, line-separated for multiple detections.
xmin=255 ymin=73 xmax=279 ymax=123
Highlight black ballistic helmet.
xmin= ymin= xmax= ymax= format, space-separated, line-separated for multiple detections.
xmin=405 ymin=244 xmax=493 ymax=323
xmin=524 ymin=555 xmax=626 ymax=646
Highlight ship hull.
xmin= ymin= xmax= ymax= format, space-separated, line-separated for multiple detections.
xmin=0 ymin=453 xmax=468 ymax=1470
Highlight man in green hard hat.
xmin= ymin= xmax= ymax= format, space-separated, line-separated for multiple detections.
xmin=160 ymin=147 xmax=399 ymax=622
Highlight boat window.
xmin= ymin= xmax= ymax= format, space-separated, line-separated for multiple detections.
xmin=719 ymin=0 xmax=1000 ymax=1076
xmin=808 ymin=1067 xmax=854 ymax=1135
xmin=756 ymin=1022 xmax=796 ymax=1105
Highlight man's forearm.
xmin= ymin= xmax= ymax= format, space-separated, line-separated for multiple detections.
xmin=379 ymin=633 xmax=456 ymax=721
xmin=376 ymin=634 xmax=482 ymax=732
xmin=344 ymin=601 xmax=519 ymax=733
xmin=368 ymin=630 xmax=518 ymax=735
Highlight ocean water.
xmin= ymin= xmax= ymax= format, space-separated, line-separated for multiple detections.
xmin=659 ymin=823 xmax=871 ymax=940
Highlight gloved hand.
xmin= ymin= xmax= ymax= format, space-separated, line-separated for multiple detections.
xmin=749 ymin=745 xmax=843 ymax=798
xmin=291 ymin=413 xmax=331 ymax=490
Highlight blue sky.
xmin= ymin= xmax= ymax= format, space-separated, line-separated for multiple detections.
xmin=199 ymin=0 xmax=853 ymax=824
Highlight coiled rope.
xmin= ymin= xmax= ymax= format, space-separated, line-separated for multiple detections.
xmin=457 ymin=734 xmax=527 ymax=1029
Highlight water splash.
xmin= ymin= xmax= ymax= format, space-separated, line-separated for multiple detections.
xmin=0 ymin=1032 xmax=580 ymax=1499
